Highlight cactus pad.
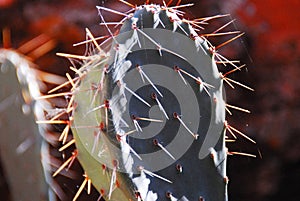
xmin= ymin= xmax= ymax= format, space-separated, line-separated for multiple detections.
xmin=39 ymin=2 xmax=255 ymax=201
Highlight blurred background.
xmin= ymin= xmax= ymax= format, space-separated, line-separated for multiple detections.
xmin=0 ymin=0 xmax=299 ymax=201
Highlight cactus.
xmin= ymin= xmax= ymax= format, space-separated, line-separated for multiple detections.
xmin=37 ymin=1 xmax=256 ymax=201
xmin=0 ymin=34 xmax=78 ymax=201
xmin=0 ymin=46 xmax=50 ymax=200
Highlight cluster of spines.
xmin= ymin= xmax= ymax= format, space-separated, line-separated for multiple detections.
xmin=33 ymin=1 xmax=257 ymax=200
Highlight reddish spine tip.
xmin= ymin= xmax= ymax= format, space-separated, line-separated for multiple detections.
xmin=116 ymin=134 xmax=122 ymax=142
xmin=199 ymin=196 xmax=205 ymax=201
xmin=132 ymin=24 xmax=137 ymax=30
xmin=169 ymin=16 xmax=174 ymax=23
xmin=190 ymin=33 xmax=197 ymax=40
xmin=114 ymin=44 xmax=119 ymax=51
xmin=151 ymin=92 xmax=157 ymax=99
xmin=104 ymin=64 xmax=109 ymax=73
xmin=153 ymin=139 xmax=159 ymax=146
xmin=135 ymin=191 xmax=141 ymax=199
xmin=174 ymin=65 xmax=180 ymax=72
xmin=208 ymin=46 xmax=215 ymax=54
xmin=224 ymin=121 xmax=229 ymax=128
xmin=224 ymin=176 xmax=229 ymax=184
xmin=115 ymin=180 xmax=120 ymax=188
xmin=100 ymin=188 xmax=105 ymax=195
xmin=73 ymin=149 xmax=78 ymax=156
xmin=176 ymin=164 xmax=183 ymax=173
xmin=166 ymin=191 xmax=172 ymax=198
xmin=104 ymin=100 xmax=110 ymax=108
xmin=112 ymin=159 xmax=118 ymax=167
xmin=100 ymin=122 xmax=106 ymax=131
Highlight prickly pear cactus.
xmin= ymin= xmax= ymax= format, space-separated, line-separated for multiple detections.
xmin=41 ymin=2 xmax=255 ymax=201
xmin=0 ymin=48 xmax=49 ymax=201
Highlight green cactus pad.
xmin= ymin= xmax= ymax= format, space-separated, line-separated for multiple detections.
xmin=71 ymin=4 xmax=229 ymax=201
